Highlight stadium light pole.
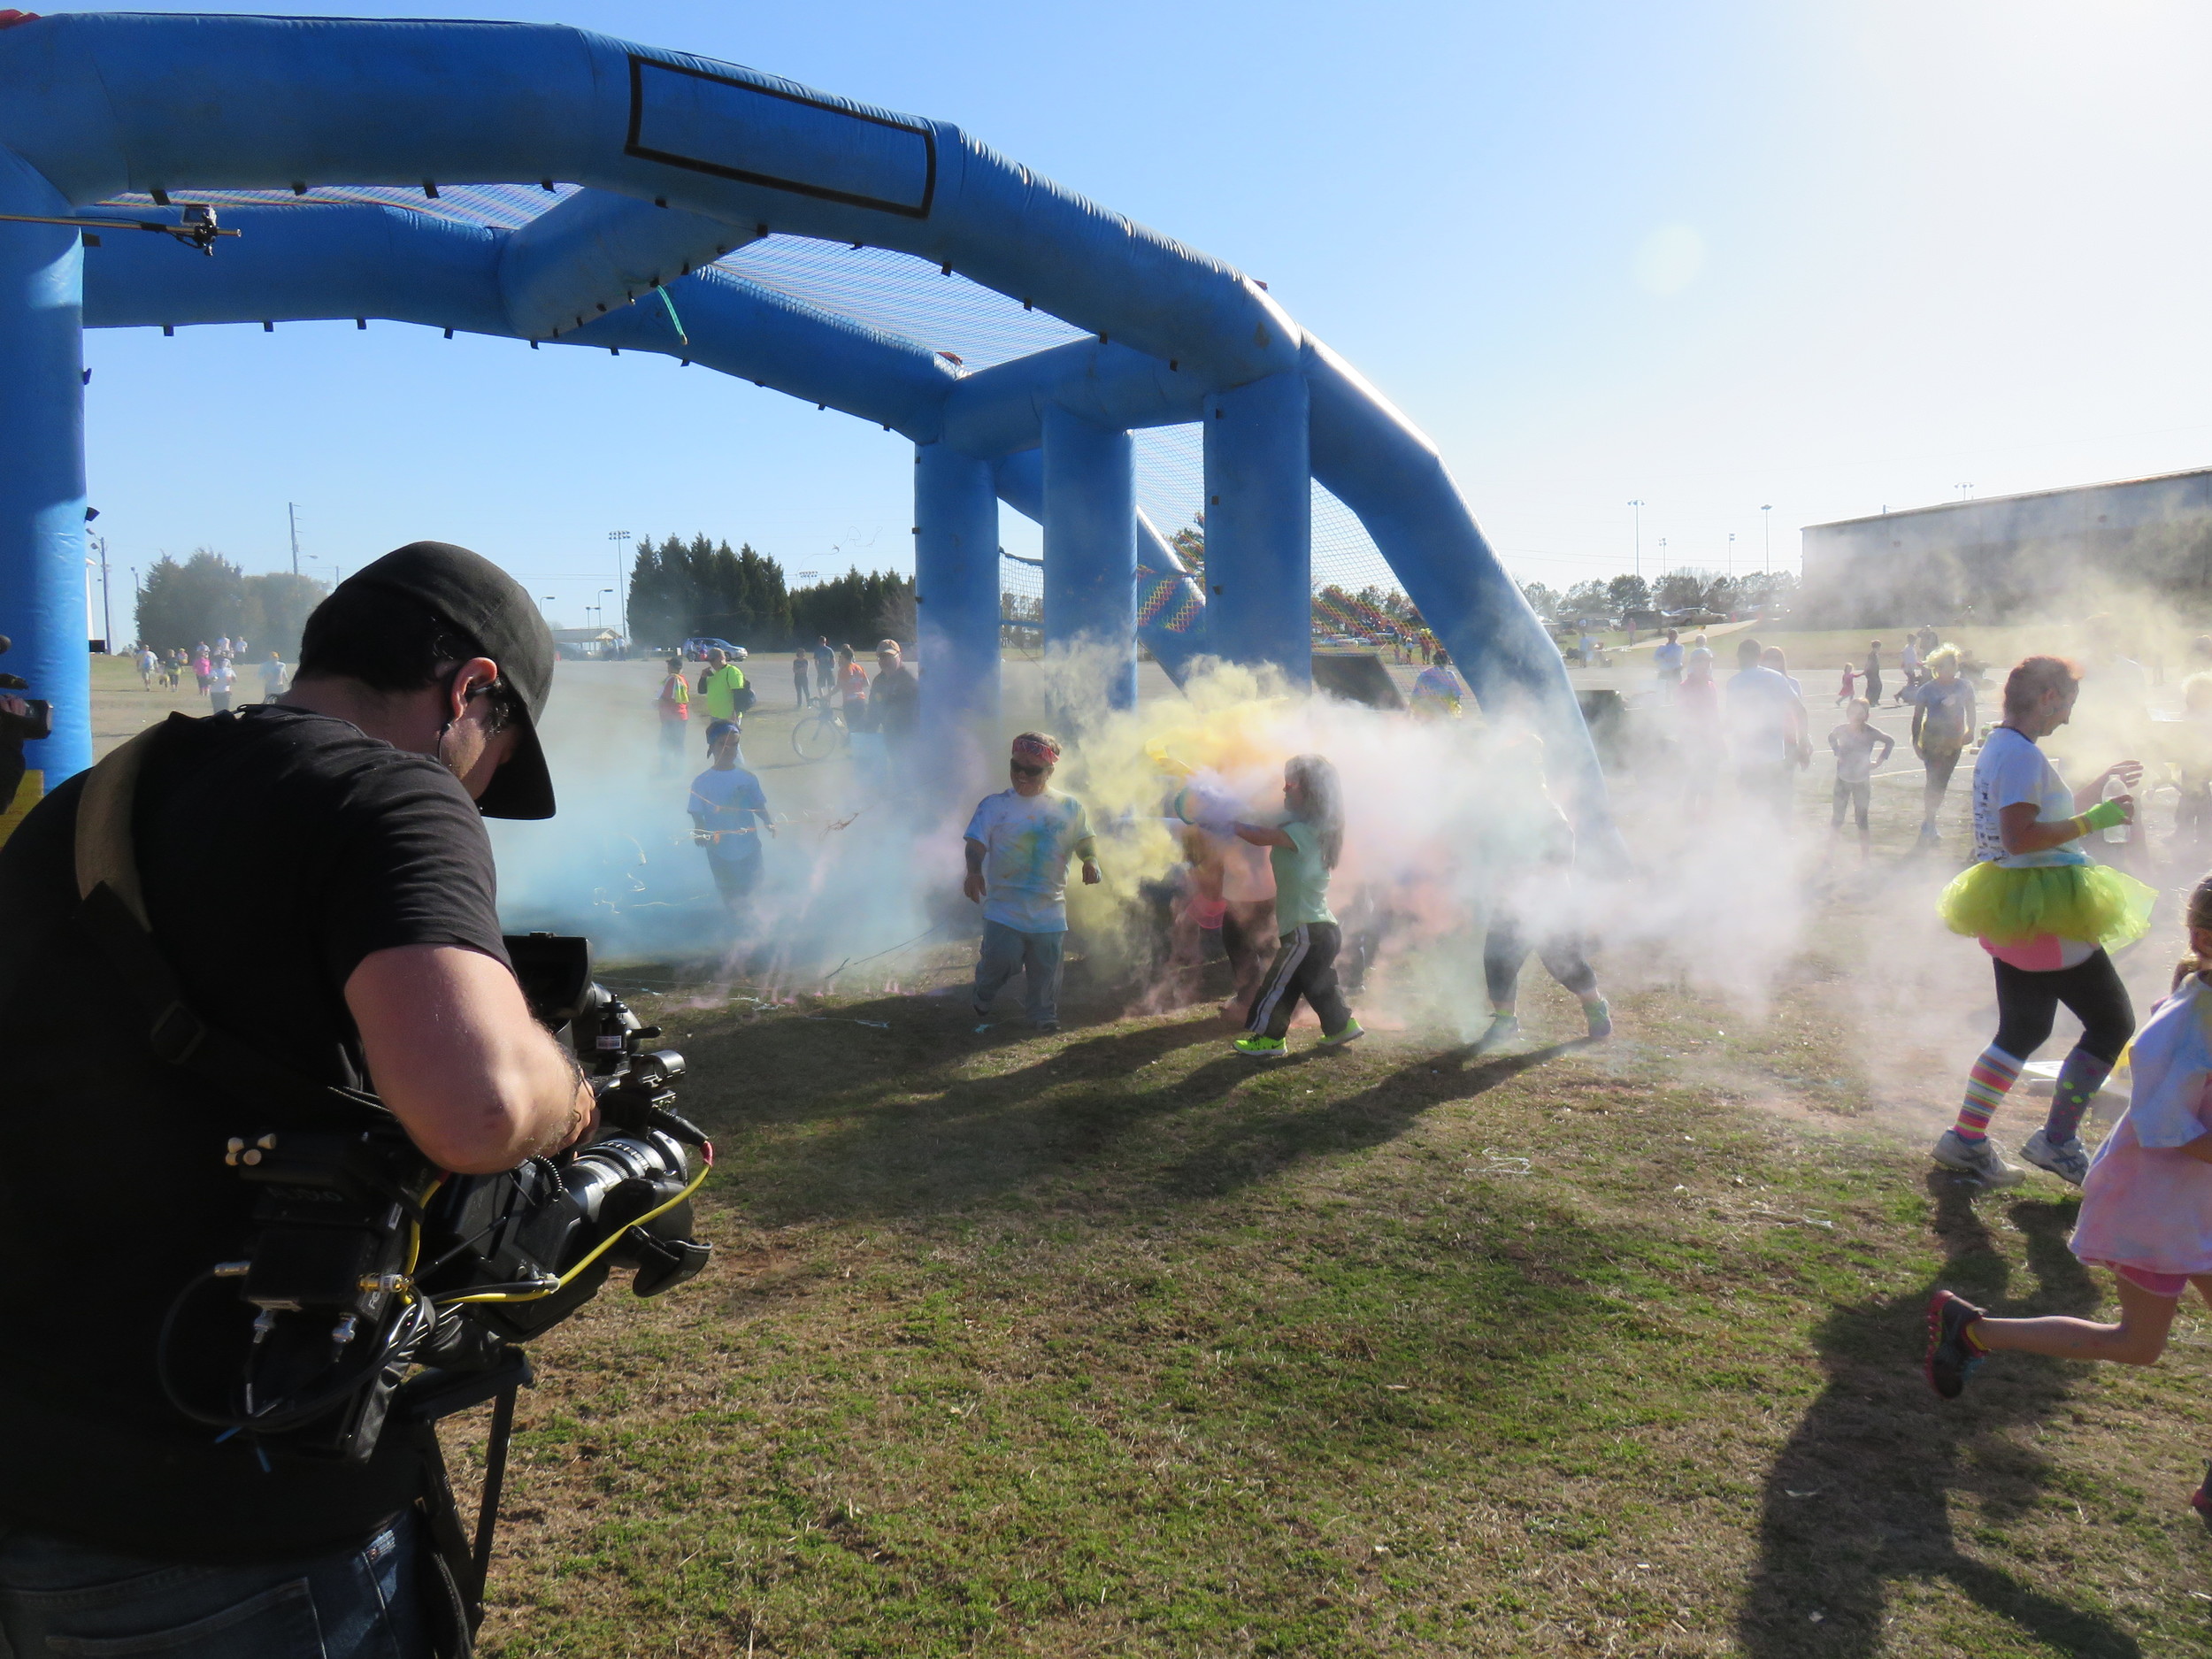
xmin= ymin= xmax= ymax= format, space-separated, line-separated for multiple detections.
xmin=608 ymin=530 xmax=631 ymax=639
xmin=1628 ymin=500 xmax=1644 ymax=583
xmin=1727 ymin=533 xmax=1735 ymax=580
xmin=1762 ymin=503 xmax=1772 ymax=574
xmin=288 ymin=502 xmax=303 ymax=576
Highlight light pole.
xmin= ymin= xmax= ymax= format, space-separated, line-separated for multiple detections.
xmin=1727 ymin=532 xmax=1735 ymax=580
xmin=288 ymin=502 xmax=303 ymax=577
xmin=608 ymin=530 xmax=632 ymax=638
xmin=598 ymin=588 xmax=615 ymax=641
xmin=88 ymin=533 xmax=111 ymax=651
xmin=1628 ymin=500 xmax=1644 ymax=583
xmin=1761 ymin=503 xmax=1772 ymax=575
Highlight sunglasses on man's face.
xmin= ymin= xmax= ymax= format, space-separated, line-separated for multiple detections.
xmin=1010 ymin=761 xmax=1047 ymax=777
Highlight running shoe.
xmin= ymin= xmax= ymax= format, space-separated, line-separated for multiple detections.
xmin=1924 ymin=1288 xmax=1988 ymax=1399
xmin=1583 ymin=998 xmax=1613 ymax=1041
xmin=2019 ymin=1127 xmax=2090 ymax=1187
xmin=2191 ymin=1464 xmax=2212 ymax=1533
xmin=1317 ymin=1019 xmax=1365 ymax=1048
xmin=1931 ymin=1127 xmax=2026 ymax=1188
xmin=1473 ymin=1014 xmax=1520 ymax=1054
xmin=1234 ymin=1035 xmax=1288 ymax=1057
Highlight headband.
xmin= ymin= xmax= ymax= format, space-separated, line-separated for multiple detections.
xmin=1010 ymin=733 xmax=1061 ymax=765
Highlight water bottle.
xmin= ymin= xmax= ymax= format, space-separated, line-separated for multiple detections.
xmin=2103 ymin=774 xmax=2130 ymax=844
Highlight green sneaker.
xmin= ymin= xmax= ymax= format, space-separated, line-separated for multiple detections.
xmin=1317 ymin=1018 xmax=1365 ymax=1048
xmin=1234 ymin=1035 xmax=1288 ymax=1058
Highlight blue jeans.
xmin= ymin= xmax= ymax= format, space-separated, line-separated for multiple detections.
xmin=0 ymin=1514 xmax=427 ymax=1658
xmin=974 ymin=919 xmax=1064 ymax=1025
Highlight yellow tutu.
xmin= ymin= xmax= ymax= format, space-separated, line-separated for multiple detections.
xmin=1937 ymin=860 xmax=2156 ymax=950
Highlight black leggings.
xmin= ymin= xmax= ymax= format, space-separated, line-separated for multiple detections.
xmin=1991 ymin=950 xmax=2134 ymax=1064
xmin=1485 ymin=908 xmax=1598 ymax=1007
xmin=1248 ymin=922 xmax=1351 ymax=1040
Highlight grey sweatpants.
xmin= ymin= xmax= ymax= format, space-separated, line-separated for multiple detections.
xmin=975 ymin=919 xmax=1065 ymax=1025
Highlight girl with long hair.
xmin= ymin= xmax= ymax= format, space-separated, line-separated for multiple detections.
xmin=1230 ymin=753 xmax=1363 ymax=1056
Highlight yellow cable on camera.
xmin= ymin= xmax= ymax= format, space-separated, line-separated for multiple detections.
xmin=433 ymin=1153 xmax=711 ymax=1306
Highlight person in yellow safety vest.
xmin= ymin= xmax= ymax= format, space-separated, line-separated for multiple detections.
xmin=695 ymin=647 xmax=753 ymax=747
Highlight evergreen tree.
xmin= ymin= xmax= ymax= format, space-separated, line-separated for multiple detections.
xmin=136 ymin=549 xmax=247 ymax=652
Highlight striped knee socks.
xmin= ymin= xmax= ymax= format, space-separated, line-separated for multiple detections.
xmin=1955 ymin=1046 xmax=2024 ymax=1142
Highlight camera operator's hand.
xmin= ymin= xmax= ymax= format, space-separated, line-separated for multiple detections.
xmin=346 ymin=943 xmax=597 ymax=1173
xmin=0 ymin=695 xmax=25 ymax=720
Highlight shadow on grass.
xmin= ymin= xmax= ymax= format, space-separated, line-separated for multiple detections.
xmin=1157 ymin=1040 xmax=1583 ymax=1198
xmin=1740 ymin=1173 xmax=2139 ymax=1657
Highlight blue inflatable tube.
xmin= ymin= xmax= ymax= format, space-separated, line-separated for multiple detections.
xmin=9 ymin=10 xmax=1611 ymax=845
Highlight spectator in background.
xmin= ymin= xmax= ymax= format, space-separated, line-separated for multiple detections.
xmin=257 ymin=650 xmax=289 ymax=705
xmin=208 ymin=654 xmax=237 ymax=714
xmin=1409 ymin=647 xmax=1465 ymax=721
xmin=812 ymin=634 xmax=836 ymax=691
xmin=191 ymin=646 xmax=211 ymax=695
xmin=134 ymin=646 xmax=157 ymax=691
xmin=1678 ymin=652 xmax=1726 ymax=818
xmin=1760 ymin=645 xmax=1803 ymax=698
xmin=1687 ymin=632 xmax=1713 ymax=679
xmin=654 ymin=654 xmax=690 ymax=775
xmin=1863 ymin=641 xmax=1885 ymax=710
xmin=791 ymin=649 xmax=812 ymax=709
xmin=1654 ymin=627 xmax=1684 ymax=703
xmin=871 ymin=640 xmax=919 ymax=774
xmin=2171 ymin=672 xmax=2212 ymax=861
xmin=1837 ymin=661 xmax=1860 ymax=704
xmin=696 ymin=647 xmax=751 ymax=747
xmin=1726 ymin=637 xmax=1809 ymax=820
xmin=1828 ymin=697 xmax=1894 ymax=861
xmin=835 ymin=645 xmax=870 ymax=725
xmin=1908 ymin=645 xmax=1977 ymax=849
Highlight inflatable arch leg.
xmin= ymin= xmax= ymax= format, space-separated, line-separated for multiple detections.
xmin=913 ymin=440 xmax=1001 ymax=787
xmin=1202 ymin=371 xmax=1311 ymax=687
xmin=0 ymin=148 xmax=88 ymax=782
xmin=1040 ymin=405 xmax=1137 ymax=717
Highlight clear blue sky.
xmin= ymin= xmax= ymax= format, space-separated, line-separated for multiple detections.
xmin=58 ymin=0 xmax=2212 ymax=619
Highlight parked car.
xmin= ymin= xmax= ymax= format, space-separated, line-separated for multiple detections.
xmin=680 ymin=636 xmax=744 ymax=660
xmin=1663 ymin=607 xmax=1727 ymax=627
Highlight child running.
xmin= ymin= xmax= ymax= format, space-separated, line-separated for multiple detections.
xmin=1932 ymin=656 xmax=2152 ymax=1187
xmin=1476 ymin=734 xmax=1610 ymax=1049
xmin=1827 ymin=697 xmax=1893 ymax=860
xmin=1927 ymin=875 xmax=2212 ymax=1526
xmin=1231 ymin=754 xmax=1363 ymax=1056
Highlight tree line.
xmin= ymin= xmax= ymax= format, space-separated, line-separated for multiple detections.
xmin=1519 ymin=568 xmax=1798 ymax=626
xmin=134 ymin=551 xmax=328 ymax=657
xmin=625 ymin=533 xmax=914 ymax=653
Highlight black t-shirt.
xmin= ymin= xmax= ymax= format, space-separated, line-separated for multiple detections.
xmin=872 ymin=664 xmax=919 ymax=741
xmin=0 ymin=707 xmax=511 ymax=1561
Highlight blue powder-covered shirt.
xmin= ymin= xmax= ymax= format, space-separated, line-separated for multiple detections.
xmin=964 ymin=787 xmax=1094 ymax=933
xmin=688 ymin=765 xmax=768 ymax=865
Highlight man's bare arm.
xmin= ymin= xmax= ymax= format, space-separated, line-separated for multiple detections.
xmin=346 ymin=944 xmax=592 ymax=1174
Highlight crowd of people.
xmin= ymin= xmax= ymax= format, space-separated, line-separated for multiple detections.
xmin=130 ymin=636 xmax=290 ymax=711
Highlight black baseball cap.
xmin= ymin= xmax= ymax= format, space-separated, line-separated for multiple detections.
xmin=341 ymin=541 xmax=557 ymax=819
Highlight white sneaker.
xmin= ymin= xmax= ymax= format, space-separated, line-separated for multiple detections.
xmin=2019 ymin=1127 xmax=2090 ymax=1187
xmin=1932 ymin=1127 xmax=2026 ymax=1188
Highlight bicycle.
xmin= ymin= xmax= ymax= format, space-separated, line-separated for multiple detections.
xmin=791 ymin=695 xmax=849 ymax=761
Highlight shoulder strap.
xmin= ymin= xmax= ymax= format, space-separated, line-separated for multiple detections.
xmin=73 ymin=717 xmax=388 ymax=1119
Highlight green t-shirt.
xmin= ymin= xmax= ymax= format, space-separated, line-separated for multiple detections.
xmin=1270 ymin=818 xmax=1335 ymax=927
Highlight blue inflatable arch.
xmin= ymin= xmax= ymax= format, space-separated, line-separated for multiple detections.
xmin=0 ymin=12 xmax=1607 ymax=831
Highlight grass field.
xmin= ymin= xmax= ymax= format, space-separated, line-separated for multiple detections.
xmin=451 ymin=935 xmax=2212 ymax=1657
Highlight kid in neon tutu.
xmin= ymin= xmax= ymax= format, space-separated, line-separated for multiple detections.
xmin=1927 ymin=874 xmax=2212 ymax=1529
xmin=1932 ymin=655 xmax=2151 ymax=1187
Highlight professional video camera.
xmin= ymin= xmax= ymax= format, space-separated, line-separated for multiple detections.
xmin=154 ymin=933 xmax=712 ymax=1466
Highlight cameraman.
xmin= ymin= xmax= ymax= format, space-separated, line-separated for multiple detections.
xmin=0 ymin=543 xmax=589 ymax=1657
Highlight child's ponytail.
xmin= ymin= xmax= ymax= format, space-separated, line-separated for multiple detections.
xmin=2177 ymin=875 xmax=2212 ymax=989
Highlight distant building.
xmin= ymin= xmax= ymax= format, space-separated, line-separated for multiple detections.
xmin=548 ymin=626 xmax=623 ymax=660
xmin=1800 ymin=466 xmax=2212 ymax=626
